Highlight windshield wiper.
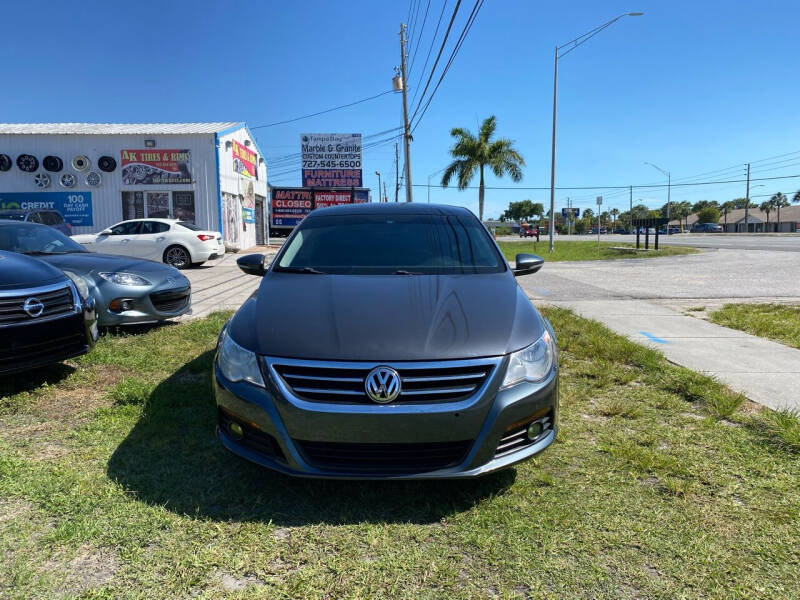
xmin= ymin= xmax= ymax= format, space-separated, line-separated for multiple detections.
xmin=393 ymin=270 xmax=424 ymax=275
xmin=275 ymin=266 xmax=326 ymax=274
xmin=22 ymin=251 xmax=56 ymax=255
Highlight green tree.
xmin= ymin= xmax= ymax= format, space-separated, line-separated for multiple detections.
xmin=759 ymin=200 xmax=773 ymax=229
xmin=771 ymin=192 xmax=789 ymax=229
xmin=671 ymin=201 xmax=692 ymax=231
xmin=697 ymin=205 xmax=721 ymax=224
xmin=441 ymin=116 xmax=525 ymax=221
xmin=574 ymin=219 xmax=587 ymax=234
xmin=630 ymin=204 xmax=649 ymax=219
xmin=692 ymin=200 xmax=719 ymax=213
xmin=793 ymin=190 xmax=800 ymax=204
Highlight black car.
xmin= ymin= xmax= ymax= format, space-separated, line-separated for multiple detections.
xmin=691 ymin=222 xmax=723 ymax=233
xmin=0 ymin=208 xmax=72 ymax=236
xmin=214 ymin=203 xmax=558 ymax=479
xmin=0 ymin=250 xmax=97 ymax=376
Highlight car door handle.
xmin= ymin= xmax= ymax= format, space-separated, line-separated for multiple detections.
xmin=156 ymin=236 xmax=166 ymax=241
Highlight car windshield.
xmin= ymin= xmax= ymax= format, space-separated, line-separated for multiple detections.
xmin=0 ymin=224 xmax=86 ymax=254
xmin=177 ymin=221 xmax=203 ymax=231
xmin=274 ymin=213 xmax=506 ymax=275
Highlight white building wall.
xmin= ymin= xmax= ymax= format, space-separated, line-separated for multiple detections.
xmin=217 ymin=126 xmax=268 ymax=249
xmin=0 ymin=133 xmax=219 ymax=235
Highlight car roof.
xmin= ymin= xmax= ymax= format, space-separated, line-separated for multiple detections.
xmin=0 ymin=209 xmax=29 ymax=215
xmin=308 ymin=203 xmax=474 ymax=218
xmin=117 ymin=218 xmax=178 ymax=223
xmin=0 ymin=219 xmax=42 ymax=227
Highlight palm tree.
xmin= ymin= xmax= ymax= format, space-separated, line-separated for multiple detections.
xmin=771 ymin=192 xmax=789 ymax=231
xmin=610 ymin=208 xmax=620 ymax=231
xmin=759 ymin=200 xmax=773 ymax=231
xmin=441 ymin=116 xmax=525 ymax=221
xmin=721 ymin=201 xmax=734 ymax=227
xmin=794 ymin=190 xmax=800 ymax=205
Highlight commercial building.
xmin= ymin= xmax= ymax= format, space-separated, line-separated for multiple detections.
xmin=670 ymin=206 xmax=800 ymax=233
xmin=0 ymin=122 xmax=268 ymax=249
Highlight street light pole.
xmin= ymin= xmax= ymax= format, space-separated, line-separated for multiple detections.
xmin=548 ymin=12 xmax=643 ymax=253
xmin=645 ymin=161 xmax=670 ymax=233
xmin=375 ymin=171 xmax=381 ymax=203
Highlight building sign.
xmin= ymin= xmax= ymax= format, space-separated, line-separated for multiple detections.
xmin=0 ymin=192 xmax=93 ymax=226
xmin=233 ymin=141 xmax=256 ymax=178
xmin=314 ymin=190 xmax=352 ymax=208
xmin=301 ymin=133 xmax=362 ymax=187
xmin=353 ymin=189 xmax=370 ymax=204
xmin=271 ymin=188 xmax=314 ymax=227
xmin=120 ymin=149 xmax=192 ymax=184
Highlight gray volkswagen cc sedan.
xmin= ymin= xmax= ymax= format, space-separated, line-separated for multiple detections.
xmin=214 ymin=203 xmax=557 ymax=479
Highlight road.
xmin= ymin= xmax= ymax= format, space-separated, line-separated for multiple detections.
xmin=498 ymin=233 xmax=800 ymax=252
xmin=515 ymin=248 xmax=800 ymax=410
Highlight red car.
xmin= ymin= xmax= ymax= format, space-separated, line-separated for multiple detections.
xmin=519 ymin=225 xmax=538 ymax=238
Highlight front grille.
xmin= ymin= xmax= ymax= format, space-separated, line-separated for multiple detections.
xmin=271 ymin=358 xmax=498 ymax=404
xmin=0 ymin=285 xmax=74 ymax=326
xmin=296 ymin=439 xmax=472 ymax=473
xmin=495 ymin=410 xmax=554 ymax=458
xmin=150 ymin=288 xmax=190 ymax=313
xmin=218 ymin=408 xmax=286 ymax=462
xmin=0 ymin=332 xmax=86 ymax=370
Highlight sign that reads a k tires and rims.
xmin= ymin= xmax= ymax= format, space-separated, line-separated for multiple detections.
xmin=301 ymin=133 xmax=362 ymax=187
xmin=121 ymin=149 xmax=192 ymax=185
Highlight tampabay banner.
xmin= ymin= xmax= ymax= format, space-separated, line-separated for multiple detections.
xmin=121 ymin=149 xmax=192 ymax=185
xmin=233 ymin=140 xmax=256 ymax=178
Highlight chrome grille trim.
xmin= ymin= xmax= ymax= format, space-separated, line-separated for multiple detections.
xmin=0 ymin=281 xmax=80 ymax=327
xmin=265 ymin=356 xmax=503 ymax=411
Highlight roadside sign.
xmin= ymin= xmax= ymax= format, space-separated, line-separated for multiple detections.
xmin=561 ymin=207 xmax=580 ymax=218
xmin=596 ymin=196 xmax=603 ymax=206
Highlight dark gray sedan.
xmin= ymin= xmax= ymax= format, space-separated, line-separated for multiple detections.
xmin=0 ymin=220 xmax=191 ymax=326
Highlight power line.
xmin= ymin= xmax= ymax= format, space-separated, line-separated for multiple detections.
xmin=411 ymin=0 xmax=484 ymax=132
xmin=407 ymin=0 xmax=463 ymax=124
xmin=407 ymin=0 xmax=433 ymax=76
xmin=409 ymin=172 xmax=800 ymax=191
xmin=250 ymin=90 xmax=394 ymax=130
xmin=409 ymin=0 xmax=449 ymax=110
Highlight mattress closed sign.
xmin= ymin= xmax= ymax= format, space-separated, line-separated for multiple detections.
xmin=0 ymin=192 xmax=93 ymax=226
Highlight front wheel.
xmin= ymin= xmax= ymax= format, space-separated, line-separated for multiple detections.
xmin=163 ymin=245 xmax=191 ymax=269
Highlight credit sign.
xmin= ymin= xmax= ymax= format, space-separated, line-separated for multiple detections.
xmin=0 ymin=192 xmax=93 ymax=226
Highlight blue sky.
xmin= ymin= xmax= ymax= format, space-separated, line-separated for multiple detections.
xmin=2 ymin=0 xmax=799 ymax=218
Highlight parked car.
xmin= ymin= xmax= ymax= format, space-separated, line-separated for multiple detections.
xmin=72 ymin=219 xmax=224 ymax=269
xmin=590 ymin=227 xmax=608 ymax=234
xmin=0 ymin=208 xmax=72 ymax=236
xmin=0 ymin=249 xmax=96 ymax=376
xmin=612 ymin=228 xmax=628 ymax=234
xmin=691 ymin=223 xmax=723 ymax=233
xmin=215 ymin=203 xmax=558 ymax=479
xmin=0 ymin=221 xmax=191 ymax=326
xmin=519 ymin=224 xmax=538 ymax=238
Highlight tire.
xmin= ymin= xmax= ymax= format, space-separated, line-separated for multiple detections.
xmin=163 ymin=245 xmax=191 ymax=269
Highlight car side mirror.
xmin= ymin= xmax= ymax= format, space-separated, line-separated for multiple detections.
xmin=513 ymin=253 xmax=544 ymax=277
xmin=100 ymin=229 xmax=112 ymax=236
xmin=237 ymin=253 xmax=267 ymax=277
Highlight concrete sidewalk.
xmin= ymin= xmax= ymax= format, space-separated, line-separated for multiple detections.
xmin=547 ymin=299 xmax=800 ymax=411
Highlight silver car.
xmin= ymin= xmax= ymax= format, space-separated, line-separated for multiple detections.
xmin=0 ymin=220 xmax=191 ymax=326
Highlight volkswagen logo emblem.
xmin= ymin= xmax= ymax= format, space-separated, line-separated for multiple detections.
xmin=23 ymin=297 xmax=45 ymax=318
xmin=365 ymin=366 xmax=401 ymax=404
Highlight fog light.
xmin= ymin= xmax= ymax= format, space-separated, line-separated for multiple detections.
xmin=527 ymin=421 xmax=543 ymax=441
xmin=229 ymin=422 xmax=244 ymax=439
xmin=109 ymin=298 xmax=134 ymax=313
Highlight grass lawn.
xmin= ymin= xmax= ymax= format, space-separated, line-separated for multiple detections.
xmin=710 ymin=303 xmax=800 ymax=350
xmin=497 ymin=240 xmax=698 ymax=262
xmin=2 ymin=311 xmax=800 ymax=599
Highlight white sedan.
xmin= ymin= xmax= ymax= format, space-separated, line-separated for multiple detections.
xmin=72 ymin=218 xmax=225 ymax=269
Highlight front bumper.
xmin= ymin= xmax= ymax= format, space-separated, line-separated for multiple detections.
xmin=213 ymin=356 xmax=558 ymax=479
xmin=94 ymin=283 xmax=191 ymax=326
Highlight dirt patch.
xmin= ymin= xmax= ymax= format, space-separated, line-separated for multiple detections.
xmin=218 ymin=571 xmax=266 ymax=592
xmin=45 ymin=544 xmax=119 ymax=597
xmin=36 ymin=365 xmax=127 ymax=424
xmin=0 ymin=498 xmax=33 ymax=524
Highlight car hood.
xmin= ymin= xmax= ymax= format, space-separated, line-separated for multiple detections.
xmin=228 ymin=272 xmax=544 ymax=361
xmin=38 ymin=252 xmax=187 ymax=284
xmin=0 ymin=250 xmax=68 ymax=290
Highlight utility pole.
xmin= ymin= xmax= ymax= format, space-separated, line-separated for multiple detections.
xmin=394 ymin=142 xmax=399 ymax=203
xmin=744 ymin=163 xmax=750 ymax=233
xmin=629 ymin=185 xmax=633 ymax=233
xmin=375 ymin=171 xmax=381 ymax=204
xmin=399 ymin=23 xmax=413 ymax=202
xmin=383 ymin=181 xmax=388 ymax=203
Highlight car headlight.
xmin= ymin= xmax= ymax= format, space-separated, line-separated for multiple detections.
xmin=501 ymin=330 xmax=555 ymax=389
xmin=62 ymin=270 xmax=90 ymax=300
xmin=98 ymin=272 xmax=151 ymax=286
xmin=217 ymin=325 xmax=264 ymax=387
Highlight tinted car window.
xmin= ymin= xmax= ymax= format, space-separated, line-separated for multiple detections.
xmin=27 ymin=212 xmax=43 ymax=223
xmin=0 ymin=223 xmax=85 ymax=254
xmin=110 ymin=222 xmax=141 ymax=235
xmin=46 ymin=212 xmax=64 ymax=225
xmin=140 ymin=221 xmax=170 ymax=234
xmin=275 ymin=213 xmax=505 ymax=275
xmin=177 ymin=221 xmax=203 ymax=231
